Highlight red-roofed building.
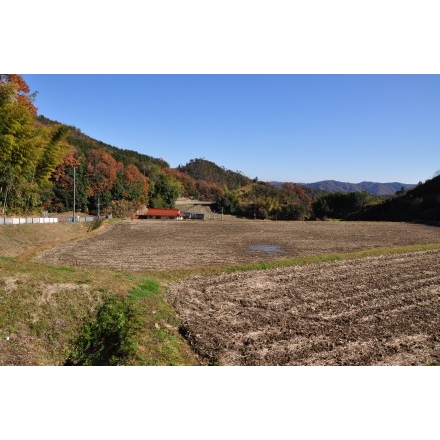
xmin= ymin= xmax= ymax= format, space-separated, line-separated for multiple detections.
xmin=133 ymin=208 xmax=184 ymax=220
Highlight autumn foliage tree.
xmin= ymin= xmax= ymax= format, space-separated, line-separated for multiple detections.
xmin=50 ymin=147 xmax=88 ymax=212
xmin=148 ymin=172 xmax=183 ymax=208
xmin=85 ymin=148 xmax=123 ymax=213
xmin=109 ymin=164 xmax=149 ymax=217
xmin=163 ymin=168 xmax=198 ymax=199
xmin=0 ymin=74 xmax=38 ymax=115
xmin=0 ymin=75 xmax=67 ymax=214
xmin=116 ymin=164 xmax=149 ymax=201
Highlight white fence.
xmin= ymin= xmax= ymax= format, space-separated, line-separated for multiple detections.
xmin=0 ymin=216 xmax=97 ymax=225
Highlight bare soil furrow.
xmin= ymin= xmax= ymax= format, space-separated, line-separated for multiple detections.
xmin=31 ymin=220 xmax=440 ymax=365
xmin=167 ymin=250 xmax=440 ymax=365
xmin=33 ymin=220 xmax=440 ymax=271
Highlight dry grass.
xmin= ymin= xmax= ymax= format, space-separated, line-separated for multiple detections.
xmin=0 ymin=221 xmax=199 ymax=366
xmin=0 ymin=222 xmax=90 ymax=258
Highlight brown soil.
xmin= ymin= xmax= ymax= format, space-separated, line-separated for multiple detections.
xmin=33 ymin=220 xmax=440 ymax=271
xmin=167 ymin=250 xmax=440 ymax=365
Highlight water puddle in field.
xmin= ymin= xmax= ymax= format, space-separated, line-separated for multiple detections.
xmin=248 ymin=244 xmax=283 ymax=254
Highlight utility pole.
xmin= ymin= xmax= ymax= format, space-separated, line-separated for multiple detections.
xmin=97 ymin=194 xmax=101 ymax=219
xmin=73 ymin=166 xmax=76 ymax=223
xmin=221 ymin=206 xmax=223 ymax=220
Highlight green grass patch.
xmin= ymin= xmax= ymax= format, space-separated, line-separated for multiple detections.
xmin=0 ymin=256 xmax=199 ymax=366
xmin=129 ymin=279 xmax=161 ymax=300
xmin=66 ymin=276 xmax=195 ymax=365
xmin=65 ymin=294 xmax=141 ymax=366
xmin=0 ymin=256 xmax=15 ymax=262
xmin=54 ymin=266 xmax=76 ymax=272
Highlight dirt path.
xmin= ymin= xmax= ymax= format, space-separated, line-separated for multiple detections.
xmin=167 ymin=250 xmax=440 ymax=365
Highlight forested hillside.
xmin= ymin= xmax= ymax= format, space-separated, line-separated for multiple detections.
xmin=0 ymin=75 xmax=315 ymax=220
xmin=304 ymin=180 xmax=416 ymax=196
xmin=214 ymin=181 xmax=315 ymax=220
xmin=2 ymin=74 xmax=436 ymax=223
xmin=311 ymin=191 xmax=383 ymax=220
xmin=1 ymin=75 xmax=184 ymax=217
xmin=348 ymin=175 xmax=440 ymax=223
xmin=177 ymin=158 xmax=253 ymax=189
xmin=1 ymin=75 xmax=258 ymax=217
xmin=38 ymin=116 xmax=184 ymax=216
xmin=308 ymin=175 xmax=440 ymax=223
xmin=174 ymin=158 xmax=316 ymax=219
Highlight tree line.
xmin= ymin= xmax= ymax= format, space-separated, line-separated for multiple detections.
xmin=1 ymin=75 xmax=67 ymax=214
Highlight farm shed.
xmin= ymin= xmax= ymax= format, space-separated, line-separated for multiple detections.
xmin=133 ymin=208 xmax=184 ymax=220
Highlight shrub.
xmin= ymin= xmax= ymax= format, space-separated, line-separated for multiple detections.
xmin=65 ymin=295 xmax=141 ymax=366
xmin=108 ymin=199 xmax=142 ymax=219
xmin=87 ymin=218 xmax=104 ymax=232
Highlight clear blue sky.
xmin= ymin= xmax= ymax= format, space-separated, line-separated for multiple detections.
xmin=23 ymin=74 xmax=440 ymax=184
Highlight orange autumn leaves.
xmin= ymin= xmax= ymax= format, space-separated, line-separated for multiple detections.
xmin=0 ymin=74 xmax=37 ymax=115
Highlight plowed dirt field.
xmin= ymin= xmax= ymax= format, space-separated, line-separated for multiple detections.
xmin=34 ymin=220 xmax=440 ymax=271
xmin=32 ymin=220 xmax=440 ymax=365
xmin=167 ymin=250 xmax=440 ymax=365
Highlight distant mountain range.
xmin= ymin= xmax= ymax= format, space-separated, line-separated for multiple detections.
xmin=271 ymin=180 xmax=416 ymax=196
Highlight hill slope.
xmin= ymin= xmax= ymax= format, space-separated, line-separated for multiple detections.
xmin=38 ymin=115 xmax=168 ymax=169
xmin=350 ymin=175 xmax=440 ymax=222
xmin=303 ymin=180 xmax=416 ymax=196
xmin=177 ymin=158 xmax=252 ymax=190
